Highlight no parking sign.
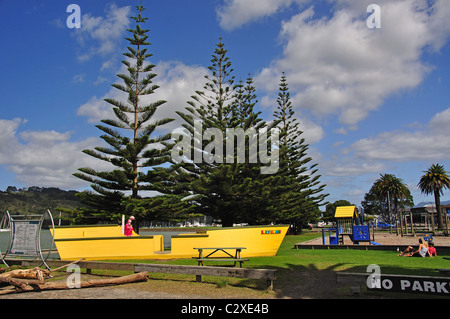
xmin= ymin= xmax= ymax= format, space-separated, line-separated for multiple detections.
xmin=367 ymin=265 xmax=450 ymax=296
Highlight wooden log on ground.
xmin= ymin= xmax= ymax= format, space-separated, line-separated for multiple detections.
xmin=0 ymin=271 xmax=148 ymax=294
xmin=0 ymin=267 xmax=50 ymax=283
xmin=0 ymin=260 xmax=85 ymax=290
xmin=5 ymin=259 xmax=278 ymax=290
xmin=0 ymin=268 xmax=50 ymax=293
xmin=40 ymin=271 xmax=149 ymax=291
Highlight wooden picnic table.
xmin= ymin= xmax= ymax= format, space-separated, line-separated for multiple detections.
xmin=193 ymin=247 xmax=248 ymax=267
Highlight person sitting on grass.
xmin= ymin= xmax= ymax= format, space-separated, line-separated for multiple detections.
xmin=427 ymin=242 xmax=437 ymax=257
xmin=398 ymin=238 xmax=428 ymax=257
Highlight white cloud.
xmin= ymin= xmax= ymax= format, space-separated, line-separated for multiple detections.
xmin=347 ymin=107 xmax=450 ymax=162
xmin=217 ymin=0 xmax=299 ymax=30
xmin=320 ymin=107 xmax=450 ymax=183
xmin=318 ymin=107 xmax=450 ymax=204
xmin=296 ymin=116 xmax=324 ymax=145
xmin=254 ymin=0 xmax=450 ymax=129
xmin=77 ymin=61 xmax=209 ymax=131
xmin=150 ymin=61 xmax=210 ymax=129
xmin=72 ymin=4 xmax=131 ymax=64
xmin=429 ymin=107 xmax=450 ymax=130
xmin=0 ymin=118 xmax=110 ymax=189
xmin=326 ymin=161 xmax=387 ymax=177
xmin=77 ymin=95 xmax=117 ymax=124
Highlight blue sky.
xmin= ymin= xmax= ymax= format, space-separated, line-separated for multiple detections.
xmin=1 ymin=0 xmax=449 ymax=208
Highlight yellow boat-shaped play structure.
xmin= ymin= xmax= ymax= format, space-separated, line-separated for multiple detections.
xmin=51 ymin=225 xmax=289 ymax=261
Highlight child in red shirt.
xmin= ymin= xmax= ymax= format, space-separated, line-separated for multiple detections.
xmin=428 ymin=242 xmax=437 ymax=257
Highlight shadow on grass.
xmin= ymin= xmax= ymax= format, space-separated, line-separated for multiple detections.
xmin=254 ymin=263 xmax=347 ymax=298
xmin=236 ymin=261 xmax=450 ymax=299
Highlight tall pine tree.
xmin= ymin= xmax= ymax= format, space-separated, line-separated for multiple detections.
xmin=73 ymin=5 xmax=174 ymax=222
xmin=270 ymin=73 xmax=328 ymax=232
xmin=173 ymin=40 xmax=277 ymax=226
xmin=174 ymin=39 xmax=237 ymax=226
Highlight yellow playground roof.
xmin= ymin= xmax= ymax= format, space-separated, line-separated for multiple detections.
xmin=335 ymin=206 xmax=358 ymax=218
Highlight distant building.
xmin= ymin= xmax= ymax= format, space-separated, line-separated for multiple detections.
xmin=410 ymin=200 xmax=450 ymax=229
xmin=411 ymin=200 xmax=450 ymax=215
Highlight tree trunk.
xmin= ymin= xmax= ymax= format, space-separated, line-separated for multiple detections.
xmin=0 ymin=268 xmax=50 ymax=283
xmin=221 ymin=214 xmax=234 ymax=227
xmin=435 ymin=190 xmax=444 ymax=230
xmin=0 ymin=272 xmax=148 ymax=295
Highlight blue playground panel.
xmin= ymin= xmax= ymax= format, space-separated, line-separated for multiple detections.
xmin=322 ymin=228 xmax=339 ymax=245
xmin=353 ymin=225 xmax=370 ymax=243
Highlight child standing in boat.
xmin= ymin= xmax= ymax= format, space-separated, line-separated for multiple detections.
xmin=124 ymin=216 xmax=135 ymax=236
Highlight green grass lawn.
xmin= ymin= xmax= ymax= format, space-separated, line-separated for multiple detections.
xmin=262 ymin=232 xmax=450 ymax=276
xmin=77 ymin=231 xmax=450 ymax=298
xmin=139 ymin=232 xmax=450 ymax=276
xmin=99 ymin=231 xmax=450 ymax=277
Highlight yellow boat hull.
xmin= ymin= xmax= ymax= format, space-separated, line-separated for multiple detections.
xmin=52 ymin=225 xmax=289 ymax=261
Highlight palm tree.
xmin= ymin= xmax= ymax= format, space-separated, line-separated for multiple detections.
xmin=374 ymin=174 xmax=411 ymax=228
xmin=418 ymin=163 xmax=450 ymax=231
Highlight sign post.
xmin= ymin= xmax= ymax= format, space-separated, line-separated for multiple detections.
xmin=1 ymin=210 xmax=55 ymax=270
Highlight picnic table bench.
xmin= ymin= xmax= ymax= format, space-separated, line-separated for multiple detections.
xmin=193 ymin=247 xmax=249 ymax=267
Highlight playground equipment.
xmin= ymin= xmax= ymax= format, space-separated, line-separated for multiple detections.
xmin=322 ymin=206 xmax=377 ymax=245
xmin=321 ymin=225 xmax=375 ymax=245
xmin=335 ymin=206 xmax=358 ymax=243
xmin=322 ymin=227 xmax=339 ymax=245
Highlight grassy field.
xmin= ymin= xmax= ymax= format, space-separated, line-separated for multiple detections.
xmin=139 ymin=231 xmax=450 ymax=275
xmin=264 ymin=232 xmax=450 ymax=275
xmin=84 ymin=231 xmax=450 ymax=299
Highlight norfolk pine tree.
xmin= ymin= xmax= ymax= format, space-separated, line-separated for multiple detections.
xmin=223 ymin=74 xmax=275 ymax=225
xmin=271 ymin=74 xmax=328 ymax=232
xmin=74 ymin=5 xmax=174 ymax=222
xmin=174 ymin=39 xmax=239 ymax=226
xmin=174 ymin=40 xmax=277 ymax=226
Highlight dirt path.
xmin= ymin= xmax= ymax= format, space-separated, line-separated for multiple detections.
xmin=0 ymin=285 xmax=182 ymax=299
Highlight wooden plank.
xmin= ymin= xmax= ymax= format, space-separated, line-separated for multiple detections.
xmin=78 ymin=261 xmax=135 ymax=271
xmin=134 ymin=263 xmax=276 ymax=280
xmin=134 ymin=263 xmax=276 ymax=290
xmin=5 ymin=259 xmax=135 ymax=272
xmin=6 ymin=259 xmax=275 ymax=280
